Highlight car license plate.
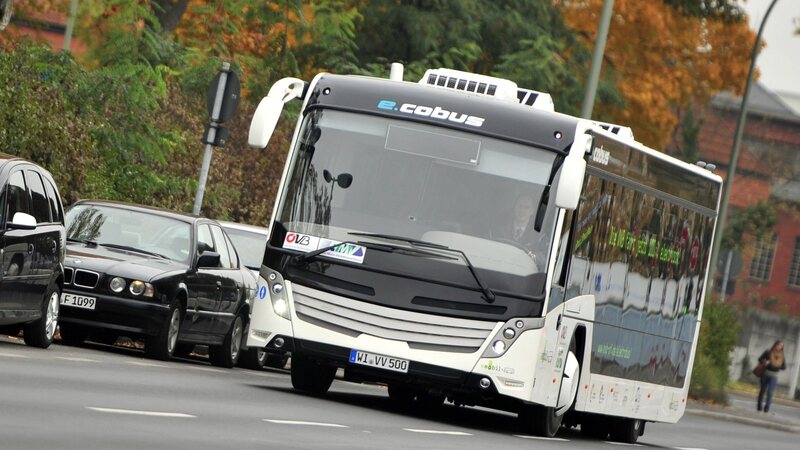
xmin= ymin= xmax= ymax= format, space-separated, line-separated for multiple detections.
xmin=349 ymin=349 xmax=409 ymax=373
xmin=60 ymin=293 xmax=97 ymax=310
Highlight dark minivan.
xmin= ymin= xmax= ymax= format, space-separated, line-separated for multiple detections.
xmin=0 ymin=153 xmax=66 ymax=348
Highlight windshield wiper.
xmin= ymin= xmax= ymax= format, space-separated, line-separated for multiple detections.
xmin=347 ymin=232 xmax=496 ymax=303
xmin=97 ymin=243 xmax=169 ymax=260
xmin=67 ymin=237 xmax=97 ymax=246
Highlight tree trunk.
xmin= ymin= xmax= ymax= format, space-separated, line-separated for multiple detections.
xmin=1 ymin=0 xmax=13 ymax=32
xmin=151 ymin=0 xmax=189 ymax=33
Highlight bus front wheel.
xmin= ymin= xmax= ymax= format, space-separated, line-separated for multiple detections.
xmin=519 ymin=404 xmax=563 ymax=437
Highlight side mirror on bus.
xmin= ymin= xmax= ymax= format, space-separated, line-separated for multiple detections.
xmin=554 ymin=134 xmax=591 ymax=210
xmin=248 ymin=96 xmax=284 ymax=149
xmin=248 ymin=77 xmax=306 ymax=149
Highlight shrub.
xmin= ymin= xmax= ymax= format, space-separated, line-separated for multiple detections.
xmin=689 ymin=300 xmax=740 ymax=403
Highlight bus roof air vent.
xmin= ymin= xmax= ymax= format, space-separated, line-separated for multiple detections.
xmin=593 ymin=121 xmax=635 ymax=141
xmin=419 ymin=68 xmax=519 ymax=102
xmin=516 ymin=89 xmax=555 ymax=112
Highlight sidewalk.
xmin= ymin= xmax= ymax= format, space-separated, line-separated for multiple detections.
xmin=685 ymin=389 xmax=800 ymax=433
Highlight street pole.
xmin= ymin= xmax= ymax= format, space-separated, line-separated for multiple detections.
xmin=707 ymin=0 xmax=779 ymax=298
xmin=580 ymin=0 xmax=615 ymax=119
xmin=193 ymin=62 xmax=231 ymax=215
xmin=63 ymin=0 xmax=79 ymax=51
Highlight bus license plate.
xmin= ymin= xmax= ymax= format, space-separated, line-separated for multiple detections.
xmin=60 ymin=293 xmax=96 ymax=310
xmin=349 ymin=349 xmax=409 ymax=373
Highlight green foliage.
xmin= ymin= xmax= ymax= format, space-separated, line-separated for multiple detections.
xmin=349 ymin=0 xmax=621 ymax=115
xmin=673 ymin=105 xmax=703 ymax=164
xmin=0 ymin=41 xmax=102 ymax=202
xmin=722 ymin=201 xmax=777 ymax=250
xmin=0 ymin=40 xmax=186 ymax=207
xmin=690 ymin=300 xmax=740 ymax=403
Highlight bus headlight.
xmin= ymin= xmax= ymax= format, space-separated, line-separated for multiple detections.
xmin=492 ymin=340 xmax=506 ymax=355
xmin=263 ymin=268 xmax=291 ymax=320
xmin=273 ymin=298 xmax=288 ymax=317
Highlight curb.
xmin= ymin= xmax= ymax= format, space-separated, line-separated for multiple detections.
xmin=685 ymin=408 xmax=800 ymax=434
xmin=728 ymin=389 xmax=800 ymax=408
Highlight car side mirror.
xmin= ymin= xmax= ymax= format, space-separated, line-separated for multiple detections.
xmin=7 ymin=212 xmax=37 ymax=230
xmin=196 ymin=251 xmax=221 ymax=269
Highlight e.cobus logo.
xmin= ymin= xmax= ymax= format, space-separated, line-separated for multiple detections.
xmin=377 ymin=100 xmax=485 ymax=128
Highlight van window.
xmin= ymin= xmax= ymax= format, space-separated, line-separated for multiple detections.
xmin=6 ymin=171 xmax=30 ymax=222
xmin=25 ymin=170 xmax=51 ymax=223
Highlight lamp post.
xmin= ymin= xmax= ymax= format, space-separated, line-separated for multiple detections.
xmin=63 ymin=0 xmax=79 ymax=51
xmin=580 ymin=0 xmax=615 ymax=119
xmin=707 ymin=0 xmax=780 ymax=300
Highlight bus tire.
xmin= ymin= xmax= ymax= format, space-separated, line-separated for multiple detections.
xmin=291 ymin=354 xmax=335 ymax=395
xmin=609 ymin=418 xmax=644 ymax=444
xmin=519 ymin=404 xmax=562 ymax=437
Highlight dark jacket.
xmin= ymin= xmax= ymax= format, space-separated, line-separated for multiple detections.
xmin=759 ymin=350 xmax=787 ymax=376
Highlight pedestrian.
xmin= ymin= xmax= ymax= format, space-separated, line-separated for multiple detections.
xmin=756 ymin=340 xmax=787 ymax=413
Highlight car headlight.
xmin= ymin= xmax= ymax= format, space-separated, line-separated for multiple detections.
xmin=109 ymin=277 xmax=126 ymax=293
xmin=129 ymin=280 xmax=155 ymax=297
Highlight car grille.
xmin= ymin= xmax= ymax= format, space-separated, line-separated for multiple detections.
xmin=64 ymin=267 xmax=73 ymax=285
xmin=73 ymin=269 xmax=100 ymax=289
xmin=292 ymin=285 xmax=497 ymax=353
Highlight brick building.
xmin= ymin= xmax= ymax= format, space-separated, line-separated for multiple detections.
xmin=3 ymin=8 xmax=85 ymax=52
xmin=673 ymin=84 xmax=800 ymax=316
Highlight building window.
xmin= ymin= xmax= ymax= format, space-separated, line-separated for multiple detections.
xmin=749 ymin=234 xmax=777 ymax=281
xmin=789 ymin=238 xmax=800 ymax=288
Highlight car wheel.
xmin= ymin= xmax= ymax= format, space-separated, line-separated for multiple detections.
xmin=145 ymin=304 xmax=182 ymax=360
xmin=58 ymin=323 xmax=89 ymax=346
xmin=209 ymin=315 xmax=243 ymax=368
xmin=23 ymin=283 xmax=60 ymax=348
xmin=238 ymin=347 xmax=267 ymax=370
xmin=291 ymin=354 xmax=336 ymax=395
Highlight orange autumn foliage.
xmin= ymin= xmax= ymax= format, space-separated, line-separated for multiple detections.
xmin=174 ymin=1 xmax=310 ymax=59
xmin=558 ymin=0 xmax=756 ymax=148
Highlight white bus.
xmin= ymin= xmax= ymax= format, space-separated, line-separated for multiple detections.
xmin=245 ymin=66 xmax=721 ymax=442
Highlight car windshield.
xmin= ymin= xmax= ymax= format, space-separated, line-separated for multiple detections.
xmin=275 ymin=109 xmax=560 ymax=296
xmin=65 ymin=204 xmax=192 ymax=264
xmin=223 ymin=227 xmax=267 ymax=270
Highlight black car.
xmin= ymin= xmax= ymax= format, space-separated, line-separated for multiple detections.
xmin=58 ymin=200 xmax=256 ymax=367
xmin=0 ymin=153 xmax=66 ymax=348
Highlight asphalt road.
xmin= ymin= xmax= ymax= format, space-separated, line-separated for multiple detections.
xmin=1 ymin=335 xmax=797 ymax=450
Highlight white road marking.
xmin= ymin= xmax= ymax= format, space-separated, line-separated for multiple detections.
xmin=264 ymin=419 xmax=348 ymax=428
xmin=57 ymin=356 xmax=100 ymax=363
xmin=127 ymin=361 xmax=168 ymax=368
xmin=403 ymin=428 xmax=472 ymax=436
xmin=513 ymin=434 xmax=569 ymax=442
xmin=86 ymin=407 xmax=195 ymax=418
xmin=0 ymin=352 xmax=29 ymax=358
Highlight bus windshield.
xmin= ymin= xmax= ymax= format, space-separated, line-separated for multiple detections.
xmin=275 ymin=109 xmax=560 ymax=296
